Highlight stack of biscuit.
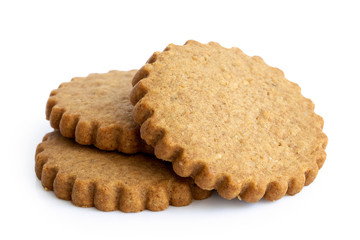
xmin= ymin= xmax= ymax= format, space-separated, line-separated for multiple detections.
xmin=35 ymin=40 xmax=327 ymax=212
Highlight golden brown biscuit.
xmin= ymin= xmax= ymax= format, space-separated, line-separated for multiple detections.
xmin=46 ymin=70 xmax=152 ymax=154
xmin=130 ymin=40 xmax=327 ymax=202
xmin=35 ymin=131 xmax=211 ymax=212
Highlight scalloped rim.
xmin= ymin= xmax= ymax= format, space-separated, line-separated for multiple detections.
xmin=130 ymin=40 xmax=328 ymax=202
xmin=35 ymin=133 xmax=212 ymax=213
xmin=46 ymin=70 xmax=153 ymax=154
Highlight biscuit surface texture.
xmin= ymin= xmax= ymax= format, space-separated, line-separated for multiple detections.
xmin=131 ymin=40 xmax=328 ymax=202
xmin=47 ymin=70 xmax=152 ymax=154
xmin=35 ymin=131 xmax=211 ymax=212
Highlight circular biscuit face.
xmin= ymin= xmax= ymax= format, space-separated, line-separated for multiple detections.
xmin=35 ymin=131 xmax=211 ymax=212
xmin=130 ymin=40 xmax=328 ymax=202
xmin=46 ymin=70 xmax=152 ymax=154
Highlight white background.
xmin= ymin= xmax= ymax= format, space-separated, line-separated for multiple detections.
xmin=1 ymin=0 xmax=359 ymax=239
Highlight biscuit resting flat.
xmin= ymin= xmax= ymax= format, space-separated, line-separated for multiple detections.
xmin=130 ymin=40 xmax=328 ymax=202
xmin=35 ymin=131 xmax=211 ymax=212
xmin=46 ymin=70 xmax=152 ymax=154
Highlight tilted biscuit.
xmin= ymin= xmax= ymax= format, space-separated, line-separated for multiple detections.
xmin=46 ymin=70 xmax=152 ymax=154
xmin=130 ymin=40 xmax=328 ymax=202
xmin=35 ymin=131 xmax=211 ymax=212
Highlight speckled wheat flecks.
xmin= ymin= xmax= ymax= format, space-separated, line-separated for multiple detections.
xmin=35 ymin=131 xmax=211 ymax=213
xmin=46 ymin=70 xmax=152 ymax=154
xmin=130 ymin=40 xmax=328 ymax=202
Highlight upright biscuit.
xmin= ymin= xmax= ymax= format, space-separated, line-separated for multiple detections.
xmin=130 ymin=40 xmax=328 ymax=202
xmin=35 ymin=131 xmax=211 ymax=212
xmin=46 ymin=70 xmax=152 ymax=154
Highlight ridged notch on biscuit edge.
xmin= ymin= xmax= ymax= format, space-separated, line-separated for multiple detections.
xmin=35 ymin=137 xmax=210 ymax=212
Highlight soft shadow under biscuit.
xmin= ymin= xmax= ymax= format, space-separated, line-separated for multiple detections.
xmin=46 ymin=70 xmax=152 ymax=154
xmin=35 ymin=131 xmax=211 ymax=213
